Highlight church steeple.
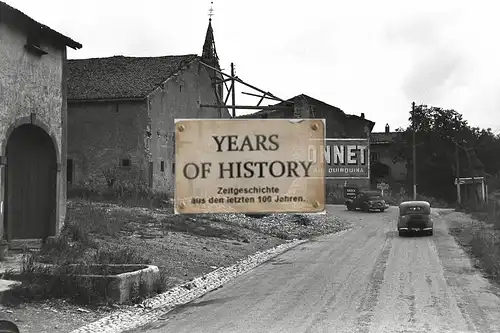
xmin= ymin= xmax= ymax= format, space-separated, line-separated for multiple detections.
xmin=202 ymin=1 xmax=223 ymax=102
xmin=202 ymin=17 xmax=218 ymax=64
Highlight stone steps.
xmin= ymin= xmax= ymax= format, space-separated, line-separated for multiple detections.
xmin=0 ymin=252 xmax=24 ymax=297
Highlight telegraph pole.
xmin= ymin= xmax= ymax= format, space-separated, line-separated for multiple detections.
xmin=455 ymin=141 xmax=461 ymax=206
xmin=412 ymin=102 xmax=417 ymax=200
xmin=231 ymin=62 xmax=236 ymax=117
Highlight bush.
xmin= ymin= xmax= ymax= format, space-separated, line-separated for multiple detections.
xmin=68 ymin=172 xmax=173 ymax=209
xmin=469 ymin=228 xmax=500 ymax=281
xmin=68 ymin=185 xmax=172 ymax=209
xmin=94 ymin=244 xmax=151 ymax=265
xmin=380 ymin=193 xmax=453 ymax=208
xmin=325 ymin=186 xmax=453 ymax=208
xmin=460 ymin=197 xmax=500 ymax=229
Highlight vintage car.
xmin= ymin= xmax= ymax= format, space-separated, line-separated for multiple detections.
xmin=346 ymin=190 xmax=388 ymax=212
xmin=397 ymin=201 xmax=433 ymax=236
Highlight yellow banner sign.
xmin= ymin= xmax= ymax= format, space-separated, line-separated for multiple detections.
xmin=174 ymin=119 xmax=325 ymax=214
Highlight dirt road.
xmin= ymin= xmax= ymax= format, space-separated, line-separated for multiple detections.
xmin=130 ymin=205 xmax=500 ymax=333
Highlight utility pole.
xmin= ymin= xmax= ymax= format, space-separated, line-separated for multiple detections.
xmin=455 ymin=141 xmax=461 ymax=206
xmin=411 ymin=102 xmax=417 ymax=200
xmin=231 ymin=62 xmax=236 ymax=118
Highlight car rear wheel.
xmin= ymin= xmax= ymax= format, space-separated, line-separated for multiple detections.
xmin=428 ymin=229 xmax=433 ymax=236
xmin=346 ymin=203 xmax=354 ymax=211
xmin=398 ymin=230 xmax=405 ymax=237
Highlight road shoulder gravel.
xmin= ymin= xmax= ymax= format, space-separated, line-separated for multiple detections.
xmin=69 ymin=239 xmax=309 ymax=333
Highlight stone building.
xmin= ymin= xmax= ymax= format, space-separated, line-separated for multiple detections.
xmin=0 ymin=1 xmax=81 ymax=243
xmin=369 ymin=124 xmax=408 ymax=192
xmin=67 ymin=19 xmax=229 ymax=193
xmin=240 ymin=94 xmax=373 ymax=139
xmin=238 ymin=94 xmax=375 ymax=197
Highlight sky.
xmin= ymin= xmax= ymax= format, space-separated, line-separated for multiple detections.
xmin=5 ymin=0 xmax=500 ymax=133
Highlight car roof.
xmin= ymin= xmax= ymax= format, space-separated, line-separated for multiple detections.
xmin=399 ymin=201 xmax=430 ymax=208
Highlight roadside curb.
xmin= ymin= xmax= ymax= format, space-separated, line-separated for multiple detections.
xmin=70 ymin=238 xmax=309 ymax=333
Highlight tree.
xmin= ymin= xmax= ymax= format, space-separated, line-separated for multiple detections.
xmin=468 ymin=127 xmax=500 ymax=176
xmin=389 ymin=105 xmax=486 ymax=202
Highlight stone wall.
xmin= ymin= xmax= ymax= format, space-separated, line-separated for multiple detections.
xmin=67 ymin=60 xmax=230 ymax=192
xmin=67 ymin=101 xmax=149 ymax=187
xmin=148 ymin=60 xmax=230 ymax=192
xmin=0 ymin=21 xmax=67 ymax=235
xmin=371 ymin=143 xmax=407 ymax=182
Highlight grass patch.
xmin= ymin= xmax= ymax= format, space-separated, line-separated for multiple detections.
xmin=447 ymin=214 xmax=500 ymax=283
xmin=0 ymin=201 xmax=166 ymax=306
xmin=67 ymin=182 xmax=172 ymax=210
xmin=469 ymin=229 xmax=500 ymax=281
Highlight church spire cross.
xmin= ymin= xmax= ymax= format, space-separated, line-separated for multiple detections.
xmin=208 ymin=1 xmax=214 ymax=20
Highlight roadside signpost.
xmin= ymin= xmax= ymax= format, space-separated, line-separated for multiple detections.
xmin=174 ymin=118 xmax=325 ymax=214
xmin=343 ymin=186 xmax=358 ymax=199
xmin=377 ymin=182 xmax=389 ymax=196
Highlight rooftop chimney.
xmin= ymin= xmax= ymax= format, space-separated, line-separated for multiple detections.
xmin=385 ymin=123 xmax=390 ymax=134
xmin=361 ymin=113 xmax=365 ymax=119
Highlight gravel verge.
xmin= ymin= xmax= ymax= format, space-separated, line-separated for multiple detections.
xmin=70 ymin=238 xmax=307 ymax=333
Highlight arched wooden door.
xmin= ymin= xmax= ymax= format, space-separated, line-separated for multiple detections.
xmin=4 ymin=124 xmax=57 ymax=240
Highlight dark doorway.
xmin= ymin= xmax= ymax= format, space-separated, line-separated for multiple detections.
xmin=5 ymin=124 xmax=57 ymax=240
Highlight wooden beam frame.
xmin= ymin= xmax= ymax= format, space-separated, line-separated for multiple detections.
xmin=200 ymin=104 xmax=292 ymax=110
xmin=200 ymin=61 xmax=292 ymax=115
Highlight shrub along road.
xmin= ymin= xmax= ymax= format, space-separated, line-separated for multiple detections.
xmin=130 ymin=205 xmax=500 ymax=333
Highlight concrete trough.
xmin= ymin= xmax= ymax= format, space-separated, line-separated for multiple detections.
xmin=2 ymin=264 xmax=160 ymax=304
xmin=66 ymin=264 xmax=161 ymax=304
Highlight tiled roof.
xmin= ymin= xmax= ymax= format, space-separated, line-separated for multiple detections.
xmin=68 ymin=54 xmax=199 ymax=101
xmin=295 ymin=94 xmax=348 ymax=116
xmin=237 ymin=94 xmax=375 ymax=131
xmin=0 ymin=1 xmax=81 ymax=49
xmin=295 ymin=94 xmax=376 ymax=128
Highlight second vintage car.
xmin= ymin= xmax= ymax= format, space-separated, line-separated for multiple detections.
xmin=346 ymin=190 xmax=388 ymax=212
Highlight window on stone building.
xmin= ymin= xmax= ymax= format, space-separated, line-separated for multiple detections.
xmin=371 ymin=152 xmax=380 ymax=162
xmin=120 ymin=158 xmax=131 ymax=167
xmin=160 ymin=160 xmax=165 ymax=172
xmin=67 ymin=159 xmax=74 ymax=184
xmin=172 ymin=162 xmax=175 ymax=175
